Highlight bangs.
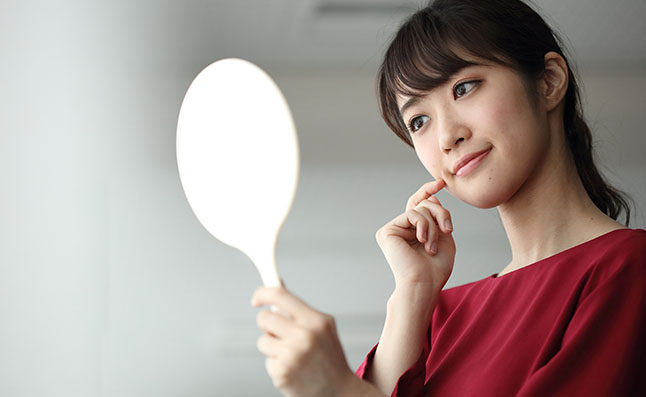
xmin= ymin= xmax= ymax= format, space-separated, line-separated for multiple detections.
xmin=386 ymin=22 xmax=477 ymax=98
xmin=377 ymin=5 xmax=514 ymax=146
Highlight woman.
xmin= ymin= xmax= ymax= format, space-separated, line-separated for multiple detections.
xmin=251 ymin=0 xmax=645 ymax=395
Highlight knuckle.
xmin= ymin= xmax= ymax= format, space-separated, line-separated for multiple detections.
xmin=413 ymin=210 xmax=428 ymax=224
xmin=415 ymin=204 xmax=430 ymax=216
xmin=326 ymin=314 xmax=337 ymax=332
xmin=431 ymin=207 xmax=449 ymax=221
xmin=268 ymin=359 xmax=295 ymax=390
xmin=272 ymin=377 xmax=286 ymax=389
xmin=376 ymin=224 xmax=393 ymax=244
xmin=416 ymin=198 xmax=433 ymax=209
xmin=256 ymin=334 xmax=267 ymax=351
xmin=407 ymin=196 xmax=419 ymax=209
xmin=375 ymin=227 xmax=384 ymax=242
xmin=266 ymin=360 xmax=284 ymax=386
xmin=311 ymin=314 xmax=329 ymax=333
xmin=272 ymin=371 xmax=289 ymax=389
xmin=256 ymin=310 xmax=269 ymax=325
xmin=419 ymin=199 xmax=450 ymax=219
xmin=311 ymin=317 xmax=326 ymax=333
xmin=314 ymin=313 xmax=335 ymax=333
xmin=406 ymin=208 xmax=418 ymax=217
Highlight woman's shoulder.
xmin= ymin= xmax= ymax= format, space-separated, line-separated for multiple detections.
xmin=600 ymin=226 xmax=646 ymax=241
xmin=578 ymin=227 xmax=646 ymax=286
xmin=588 ymin=227 xmax=645 ymax=261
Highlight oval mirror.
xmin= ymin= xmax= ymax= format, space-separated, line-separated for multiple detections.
xmin=176 ymin=58 xmax=299 ymax=287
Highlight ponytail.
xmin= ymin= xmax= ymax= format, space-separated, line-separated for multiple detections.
xmin=563 ymin=86 xmax=632 ymax=225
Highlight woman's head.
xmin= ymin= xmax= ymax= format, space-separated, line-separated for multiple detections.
xmin=377 ymin=0 xmax=631 ymax=224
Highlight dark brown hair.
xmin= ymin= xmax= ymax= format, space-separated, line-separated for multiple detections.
xmin=377 ymin=0 xmax=632 ymax=225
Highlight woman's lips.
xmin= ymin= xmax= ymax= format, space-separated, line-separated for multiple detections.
xmin=455 ymin=148 xmax=491 ymax=177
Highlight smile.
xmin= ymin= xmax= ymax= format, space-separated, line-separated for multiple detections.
xmin=455 ymin=148 xmax=491 ymax=177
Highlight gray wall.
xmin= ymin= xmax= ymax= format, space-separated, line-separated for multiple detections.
xmin=1 ymin=1 xmax=644 ymax=396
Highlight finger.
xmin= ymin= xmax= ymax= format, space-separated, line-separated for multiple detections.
xmin=412 ymin=209 xmax=429 ymax=243
xmin=393 ymin=207 xmax=437 ymax=254
xmin=252 ymin=287 xmax=317 ymax=324
xmin=416 ymin=199 xmax=453 ymax=234
xmin=389 ymin=208 xmax=429 ymax=245
xmin=379 ymin=220 xmax=417 ymax=242
xmin=265 ymin=357 xmax=289 ymax=388
xmin=413 ymin=206 xmax=440 ymax=254
xmin=256 ymin=309 xmax=293 ymax=338
xmin=257 ymin=332 xmax=287 ymax=358
xmin=406 ymin=179 xmax=446 ymax=211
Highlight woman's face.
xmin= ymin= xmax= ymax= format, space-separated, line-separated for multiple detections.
xmin=396 ymin=61 xmax=549 ymax=208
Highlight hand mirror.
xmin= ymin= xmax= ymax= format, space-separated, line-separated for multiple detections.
xmin=176 ymin=58 xmax=299 ymax=287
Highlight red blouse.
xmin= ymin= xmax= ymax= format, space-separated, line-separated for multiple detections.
xmin=356 ymin=228 xmax=646 ymax=396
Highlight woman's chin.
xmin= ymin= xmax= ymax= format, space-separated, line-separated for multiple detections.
xmin=449 ymin=185 xmax=512 ymax=209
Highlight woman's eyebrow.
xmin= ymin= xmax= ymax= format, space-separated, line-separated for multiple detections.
xmin=399 ymin=96 xmax=421 ymax=117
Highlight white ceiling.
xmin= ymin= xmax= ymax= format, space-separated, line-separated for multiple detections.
xmin=161 ymin=0 xmax=646 ymax=72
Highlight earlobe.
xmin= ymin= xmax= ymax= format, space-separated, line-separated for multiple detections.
xmin=542 ymin=51 xmax=569 ymax=112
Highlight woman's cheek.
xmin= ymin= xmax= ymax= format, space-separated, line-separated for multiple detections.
xmin=415 ymin=147 xmax=441 ymax=179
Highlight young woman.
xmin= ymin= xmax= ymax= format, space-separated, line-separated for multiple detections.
xmin=251 ymin=0 xmax=645 ymax=395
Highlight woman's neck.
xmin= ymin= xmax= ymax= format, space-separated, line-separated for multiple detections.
xmin=496 ymin=127 xmax=624 ymax=276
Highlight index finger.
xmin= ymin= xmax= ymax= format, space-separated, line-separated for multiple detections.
xmin=406 ymin=179 xmax=446 ymax=211
xmin=251 ymin=287 xmax=317 ymax=324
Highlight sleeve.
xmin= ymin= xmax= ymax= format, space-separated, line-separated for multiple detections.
xmin=518 ymin=253 xmax=646 ymax=396
xmin=355 ymin=334 xmax=431 ymax=396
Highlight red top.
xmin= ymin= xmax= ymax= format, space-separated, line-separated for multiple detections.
xmin=356 ymin=228 xmax=646 ymax=396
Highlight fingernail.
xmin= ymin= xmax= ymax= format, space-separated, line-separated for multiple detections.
xmin=431 ymin=242 xmax=438 ymax=254
xmin=444 ymin=219 xmax=453 ymax=231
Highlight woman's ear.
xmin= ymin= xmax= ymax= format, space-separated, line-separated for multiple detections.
xmin=540 ymin=51 xmax=569 ymax=112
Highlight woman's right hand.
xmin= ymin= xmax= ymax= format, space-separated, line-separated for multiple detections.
xmin=376 ymin=179 xmax=456 ymax=292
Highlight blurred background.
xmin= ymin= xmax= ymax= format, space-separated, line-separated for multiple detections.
xmin=1 ymin=0 xmax=644 ymax=395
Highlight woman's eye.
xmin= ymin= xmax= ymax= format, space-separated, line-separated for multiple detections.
xmin=453 ymin=80 xmax=480 ymax=99
xmin=408 ymin=115 xmax=430 ymax=134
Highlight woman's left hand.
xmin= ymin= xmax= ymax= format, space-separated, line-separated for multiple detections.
xmin=251 ymin=286 xmax=356 ymax=396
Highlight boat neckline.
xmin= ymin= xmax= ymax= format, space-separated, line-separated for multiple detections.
xmin=490 ymin=228 xmax=642 ymax=280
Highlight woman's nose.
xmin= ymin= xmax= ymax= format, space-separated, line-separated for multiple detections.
xmin=438 ymin=114 xmax=470 ymax=153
